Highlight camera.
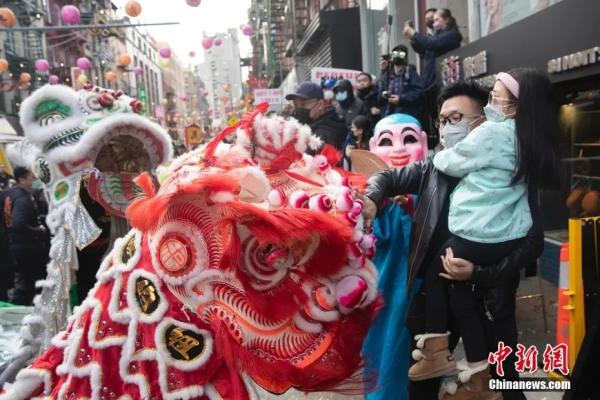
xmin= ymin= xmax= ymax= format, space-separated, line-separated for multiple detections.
xmin=381 ymin=54 xmax=390 ymax=61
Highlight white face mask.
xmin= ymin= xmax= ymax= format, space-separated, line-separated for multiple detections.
xmin=439 ymin=120 xmax=470 ymax=148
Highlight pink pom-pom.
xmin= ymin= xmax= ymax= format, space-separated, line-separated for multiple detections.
xmin=336 ymin=275 xmax=368 ymax=309
xmin=359 ymin=234 xmax=375 ymax=249
xmin=312 ymin=155 xmax=330 ymax=174
xmin=308 ymin=194 xmax=333 ymax=212
xmin=345 ymin=212 xmax=358 ymax=226
xmin=289 ymin=190 xmax=309 ymax=208
xmin=351 ymin=201 xmax=363 ymax=216
xmin=268 ymin=189 xmax=286 ymax=207
xmin=336 ymin=193 xmax=353 ymax=212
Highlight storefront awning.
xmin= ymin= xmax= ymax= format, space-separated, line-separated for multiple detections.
xmin=0 ymin=115 xmax=23 ymax=143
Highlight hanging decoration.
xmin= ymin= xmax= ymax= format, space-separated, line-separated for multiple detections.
xmin=214 ymin=37 xmax=223 ymax=47
xmin=159 ymin=47 xmax=172 ymax=58
xmin=19 ymin=73 xmax=32 ymax=84
xmin=133 ymin=66 xmax=143 ymax=76
xmin=118 ymin=53 xmax=132 ymax=66
xmin=34 ymin=59 xmax=50 ymax=73
xmin=185 ymin=0 xmax=202 ymax=7
xmin=124 ymin=0 xmax=142 ymax=17
xmin=189 ymin=51 xmax=196 ymax=58
xmin=77 ymin=74 xmax=88 ymax=85
xmin=48 ymin=75 xmax=59 ymax=85
xmin=0 ymin=8 xmax=17 ymax=28
xmin=223 ymin=83 xmax=230 ymax=92
xmin=76 ymin=57 xmax=92 ymax=70
xmin=0 ymin=59 xmax=9 ymax=73
xmin=241 ymin=24 xmax=254 ymax=36
xmin=105 ymin=71 xmax=117 ymax=81
xmin=159 ymin=58 xmax=171 ymax=69
xmin=201 ymin=37 xmax=213 ymax=50
xmin=202 ymin=90 xmax=209 ymax=97
xmin=60 ymin=5 xmax=81 ymax=25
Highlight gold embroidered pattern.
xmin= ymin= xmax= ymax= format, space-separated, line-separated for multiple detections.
xmin=122 ymin=235 xmax=137 ymax=264
xmin=165 ymin=326 xmax=204 ymax=361
xmin=135 ymin=277 xmax=160 ymax=314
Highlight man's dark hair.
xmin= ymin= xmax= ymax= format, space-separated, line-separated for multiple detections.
xmin=357 ymin=72 xmax=372 ymax=82
xmin=425 ymin=7 xmax=437 ymax=14
xmin=437 ymin=79 xmax=489 ymax=110
xmin=13 ymin=166 xmax=31 ymax=182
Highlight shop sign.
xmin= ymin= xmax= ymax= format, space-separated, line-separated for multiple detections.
xmin=253 ymin=88 xmax=283 ymax=107
xmin=310 ymin=67 xmax=363 ymax=85
xmin=548 ymin=46 xmax=600 ymax=74
xmin=463 ymin=51 xmax=487 ymax=79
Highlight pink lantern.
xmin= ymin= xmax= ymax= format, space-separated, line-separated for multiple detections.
xmin=133 ymin=66 xmax=143 ymax=76
xmin=214 ymin=37 xmax=223 ymax=47
xmin=202 ymin=90 xmax=209 ymax=97
xmin=48 ymin=75 xmax=60 ymax=85
xmin=159 ymin=47 xmax=172 ymax=58
xmin=186 ymin=0 xmax=202 ymax=6
xmin=180 ymin=95 xmax=189 ymax=102
xmin=241 ymin=24 xmax=253 ymax=36
xmin=60 ymin=5 xmax=80 ymax=25
xmin=201 ymin=37 xmax=213 ymax=50
xmin=35 ymin=59 xmax=50 ymax=73
xmin=76 ymin=57 xmax=92 ymax=70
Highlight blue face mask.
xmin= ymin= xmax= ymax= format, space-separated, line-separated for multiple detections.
xmin=32 ymin=179 xmax=44 ymax=190
xmin=484 ymin=104 xmax=509 ymax=122
xmin=335 ymin=91 xmax=348 ymax=102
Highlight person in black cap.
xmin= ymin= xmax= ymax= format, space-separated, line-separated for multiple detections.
xmin=379 ymin=44 xmax=424 ymax=119
xmin=285 ymin=81 xmax=347 ymax=152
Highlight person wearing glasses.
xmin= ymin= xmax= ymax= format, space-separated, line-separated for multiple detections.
xmin=379 ymin=45 xmax=424 ymax=119
xmin=360 ymin=76 xmax=558 ymax=400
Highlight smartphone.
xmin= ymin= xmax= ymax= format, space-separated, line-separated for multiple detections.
xmin=382 ymin=91 xmax=390 ymax=98
xmin=381 ymin=54 xmax=390 ymax=61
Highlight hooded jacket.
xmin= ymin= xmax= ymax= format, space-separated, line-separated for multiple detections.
xmin=333 ymin=80 xmax=367 ymax=129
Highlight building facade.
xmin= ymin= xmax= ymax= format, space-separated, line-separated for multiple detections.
xmin=197 ymin=28 xmax=243 ymax=127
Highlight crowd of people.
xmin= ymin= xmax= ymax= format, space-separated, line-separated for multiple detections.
xmin=286 ymin=7 xmax=463 ymax=163
xmin=0 ymin=7 xmax=565 ymax=400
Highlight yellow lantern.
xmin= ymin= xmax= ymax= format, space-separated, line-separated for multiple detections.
xmin=105 ymin=71 xmax=116 ymax=81
xmin=118 ymin=53 xmax=132 ymax=66
xmin=0 ymin=8 xmax=17 ymax=28
xmin=124 ymin=0 xmax=142 ymax=17
xmin=0 ymin=59 xmax=8 ymax=73
xmin=77 ymin=74 xmax=88 ymax=85
xmin=159 ymin=58 xmax=170 ymax=69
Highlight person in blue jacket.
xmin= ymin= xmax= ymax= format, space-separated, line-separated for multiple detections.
xmin=379 ymin=45 xmax=424 ymax=119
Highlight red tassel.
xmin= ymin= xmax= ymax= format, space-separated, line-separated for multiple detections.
xmin=133 ymin=172 xmax=156 ymax=197
xmin=320 ymin=144 xmax=343 ymax=166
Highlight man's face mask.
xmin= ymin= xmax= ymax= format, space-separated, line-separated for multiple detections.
xmin=426 ymin=19 xmax=434 ymax=29
xmin=293 ymin=107 xmax=312 ymax=124
xmin=335 ymin=91 xmax=348 ymax=102
xmin=32 ymin=179 xmax=44 ymax=190
xmin=437 ymin=113 xmax=483 ymax=148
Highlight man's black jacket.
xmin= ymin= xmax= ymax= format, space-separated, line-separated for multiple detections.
xmin=365 ymin=159 xmax=544 ymax=318
xmin=309 ymin=106 xmax=347 ymax=152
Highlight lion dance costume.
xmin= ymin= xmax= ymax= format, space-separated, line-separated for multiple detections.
xmin=1 ymin=101 xmax=379 ymax=399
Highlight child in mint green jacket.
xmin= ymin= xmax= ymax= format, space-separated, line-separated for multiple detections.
xmin=408 ymin=69 xmax=561 ymax=395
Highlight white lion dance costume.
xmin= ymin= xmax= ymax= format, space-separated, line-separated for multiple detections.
xmin=2 ymin=83 xmax=172 ymax=383
xmin=1 ymin=102 xmax=380 ymax=399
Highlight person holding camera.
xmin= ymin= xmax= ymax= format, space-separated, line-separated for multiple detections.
xmin=379 ymin=45 xmax=424 ymax=119
xmin=404 ymin=9 xmax=463 ymax=145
